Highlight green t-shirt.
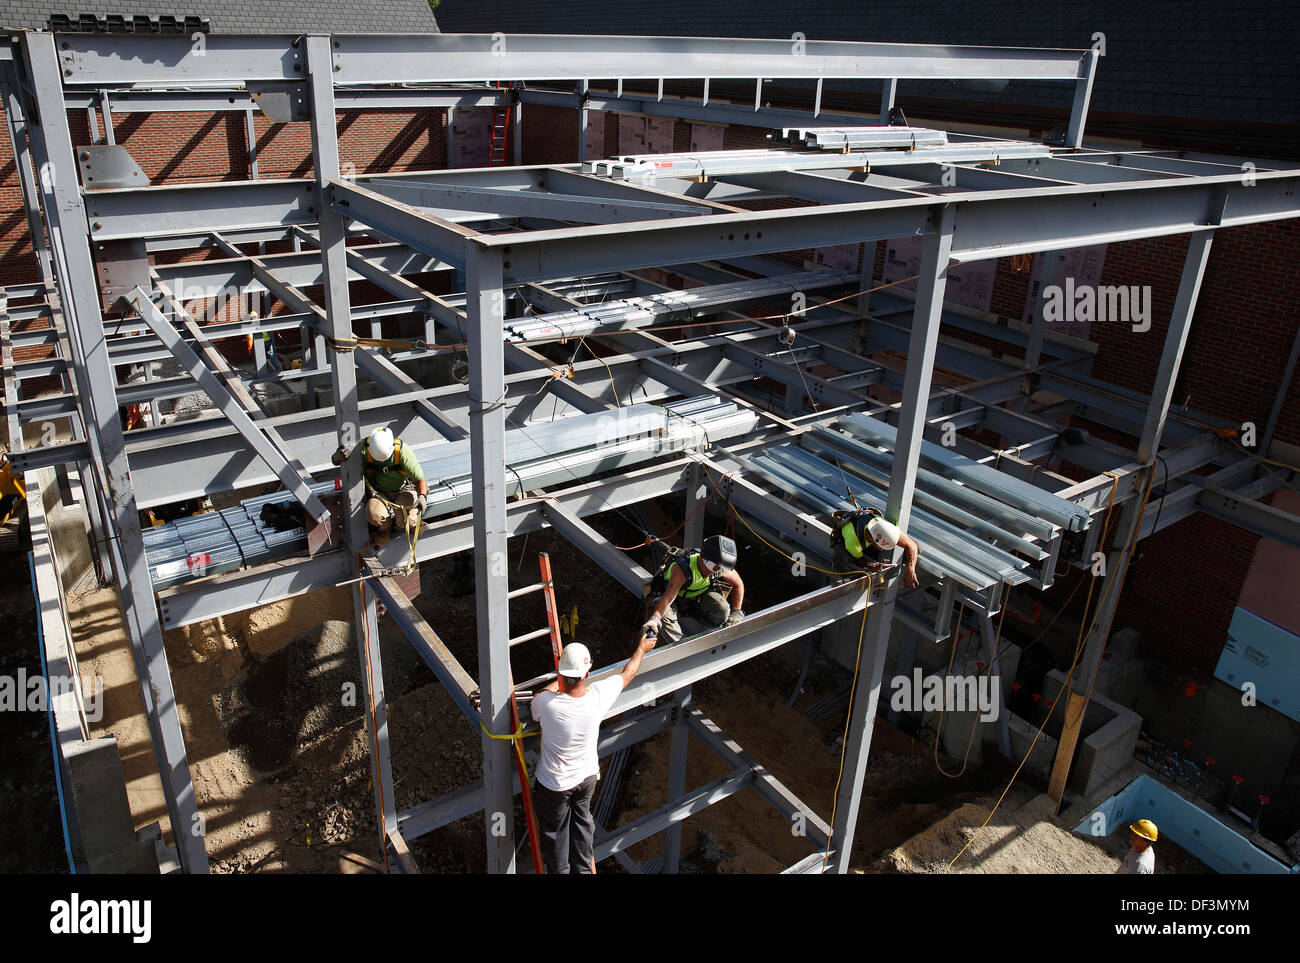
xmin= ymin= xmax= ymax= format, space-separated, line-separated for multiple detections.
xmin=362 ymin=439 xmax=425 ymax=494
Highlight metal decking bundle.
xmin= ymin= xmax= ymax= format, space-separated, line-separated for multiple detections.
xmin=143 ymin=396 xmax=756 ymax=590
xmin=505 ymin=269 xmax=856 ymax=342
xmin=585 ymin=140 xmax=1052 ymax=182
xmin=744 ymin=413 xmax=1089 ymax=593
xmin=775 ymin=126 xmax=949 ymax=151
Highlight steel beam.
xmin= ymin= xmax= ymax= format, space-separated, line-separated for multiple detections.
xmin=687 ymin=707 xmax=830 ymax=849
xmin=330 ymin=179 xmax=472 ymax=269
xmin=470 ymin=172 xmax=1300 ymax=284
xmin=1196 ymin=484 xmax=1300 ymax=552
xmin=58 ymin=34 xmax=1089 ymax=86
xmin=596 ymin=578 xmax=872 ymax=717
xmin=130 ymin=288 xmax=331 ymax=523
xmin=366 ymin=178 xmax=707 ymax=224
xmin=353 ymin=349 xmax=468 ymax=441
xmin=663 ymin=689 xmax=692 ymax=873
xmin=828 ymin=208 xmax=954 ymax=873
xmin=540 ymin=501 xmax=652 ymax=595
xmin=595 ymin=768 xmax=753 ymax=861
xmin=367 ymin=565 xmax=479 ymax=723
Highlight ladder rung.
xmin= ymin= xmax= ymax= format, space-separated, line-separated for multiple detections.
xmin=508 ymin=582 xmax=546 ymax=600
xmin=509 ymin=626 xmax=553 ymax=647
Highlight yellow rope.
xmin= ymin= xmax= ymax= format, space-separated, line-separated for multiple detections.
xmin=821 ymin=582 xmax=872 ymax=873
xmin=370 ymin=489 xmax=423 ymax=574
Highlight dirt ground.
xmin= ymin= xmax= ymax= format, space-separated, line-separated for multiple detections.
xmin=880 ymin=791 xmax=1211 ymax=874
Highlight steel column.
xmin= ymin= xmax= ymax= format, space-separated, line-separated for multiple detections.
xmin=21 ymin=32 xmax=209 ymax=872
xmin=305 ymin=35 xmax=398 ymax=865
xmin=829 ymin=206 xmax=954 ymax=872
xmin=879 ymin=78 xmax=897 ymax=123
xmin=1024 ymin=248 xmax=1060 ymax=374
xmin=664 ymin=687 xmax=692 ymax=873
xmin=465 ymin=241 xmax=517 ymax=873
xmin=1066 ymin=49 xmax=1099 ymax=149
xmin=0 ymin=62 xmax=54 ymax=282
xmin=1137 ymin=230 xmax=1216 ymax=464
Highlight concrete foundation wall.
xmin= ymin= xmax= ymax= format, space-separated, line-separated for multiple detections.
xmin=1044 ymin=668 xmax=1143 ymax=797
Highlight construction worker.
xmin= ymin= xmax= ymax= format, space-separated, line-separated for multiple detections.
xmin=830 ymin=506 xmax=920 ymax=588
xmin=644 ymin=534 xmax=745 ymax=644
xmin=532 ymin=632 xmax=656 ymax=874
xmin=332 ymin=426 xmax=428 ymax=547
xmin=1116 ymin=819 xmax=1157 ymax=875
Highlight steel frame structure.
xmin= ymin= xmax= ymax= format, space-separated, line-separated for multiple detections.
xmin=3 ymin=30 xmax=1298 ymax=874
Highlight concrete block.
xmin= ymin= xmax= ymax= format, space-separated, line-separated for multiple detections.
xmin=64 ymin=736 xmax=160 ymax=874
xmin=1045 ymin=668 xmax=1143 ymax=797
xmin=39 ymin=467 xmax=94 ymax=592
xmin=1008 ymin=712 xmax=1057 ymax=782
xmin=1093 ymin=654 xmax=1144 ymax=707
xmin=1107 ymin=626 xmax=1141 ymax=663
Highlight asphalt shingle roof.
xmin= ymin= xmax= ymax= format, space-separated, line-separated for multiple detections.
xmin=0 ymin=0 xmax=439 ymax=34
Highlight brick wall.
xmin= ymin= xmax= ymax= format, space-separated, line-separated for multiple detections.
xmin=0 ymin=103 xmax=449 ymax=288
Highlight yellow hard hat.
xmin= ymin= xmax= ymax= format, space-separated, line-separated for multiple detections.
xmin=1130 ymin=819 xmax=1158 ymax=842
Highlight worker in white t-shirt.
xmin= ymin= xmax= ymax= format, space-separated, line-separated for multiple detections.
xmin=1116 ymin=819 xmax=1157 ymax=874
xmin=530 ymin=631 xmax=656 ymax=874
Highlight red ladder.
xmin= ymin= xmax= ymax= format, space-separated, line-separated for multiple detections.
xmin=489 ymin=82 xmax=511 ymax=166
xmin=501 ymin=552 xmax=565 ymax=872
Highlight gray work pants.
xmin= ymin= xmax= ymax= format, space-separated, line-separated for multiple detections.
xmin=657 ymin=589 xmax=731 ymax=644
xmin=534 ymin=775 xmax=598 ymax=874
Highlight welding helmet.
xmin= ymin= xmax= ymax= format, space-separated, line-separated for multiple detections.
xmin=558 ymin=642 xmax=592 ymax=679
xmin=701 ymin=535 xmax=738 ymax=572
xmin=367 ymin=426 xmax=395 ymax=462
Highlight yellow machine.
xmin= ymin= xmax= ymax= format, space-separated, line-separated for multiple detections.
xmin=0 ymin=449 xmax=24 ymax=525
xmin=0 ymin=448 xmax=25 ymax=551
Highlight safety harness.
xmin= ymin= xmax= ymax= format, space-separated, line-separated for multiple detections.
xmin=650 ymin=548 xmax=718 ymax=601
xmin=835 ymin=509 xmax=886 ymax=563
xmin=363 ymin=437 xmax=410 ymax=490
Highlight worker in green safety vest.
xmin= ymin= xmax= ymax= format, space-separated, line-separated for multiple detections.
xmin=830 ymin=506 xmax=921 ymax=588
xmin=332 ymin=426 xmax=428 ymax=547
xmin=643 ymin=535 xmax=745 ymax=644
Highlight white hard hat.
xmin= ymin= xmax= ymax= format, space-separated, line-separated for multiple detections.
xmin=867 ymin=515 xmax=902 ymax=550
xmin=557 ymin=642 xmax=592 ymax=679
xmin=368 ymin=426 xmax=395 ymax=461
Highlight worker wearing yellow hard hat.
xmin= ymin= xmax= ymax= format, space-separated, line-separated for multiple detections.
xmin=1116 ymin=818 xmax=1158 ymax=874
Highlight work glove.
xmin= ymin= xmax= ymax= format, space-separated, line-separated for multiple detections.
xmin=331 ymin=446 xmax=350 ymax=467
xmin=725 ymin=609 xmax=744 ymax=627
xmin=417 ymin=493 xmax=427 ymax=514
xmin=643 ymin=614 xmax=662 ymax=636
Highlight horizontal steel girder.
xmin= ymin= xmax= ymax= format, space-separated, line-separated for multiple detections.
xmin=57 ymin=34 xmax=1090 ymax=86
xmin=596 ymin=577 xmax=872 ymax=717
xmin=466 ymin=171 xmax=1300 ymax=284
